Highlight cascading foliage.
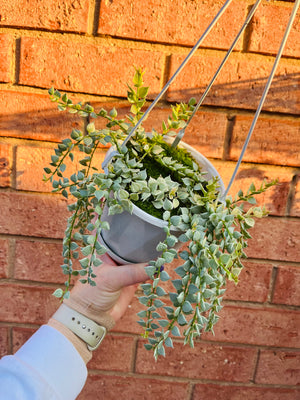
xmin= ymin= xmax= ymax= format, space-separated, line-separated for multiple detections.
xmin=44 ymin=68 xmax=276 ymax=359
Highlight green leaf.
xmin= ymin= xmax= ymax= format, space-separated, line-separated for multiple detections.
xmin=165 ymin=337 xmax=174 ymax=348
xmin=171 ymin=326 xmax=181 ymax=337
xmin=81 ymin=245 xmax=92 ymax=256
xmin=79 ymin=257 xmax=89 ymax=268
xmin=60 ymin=163 xmax=66 ymax=173
xmin=178 ymin=313 xmax=187 ymax=326
xmin=152 ymin=145 xmax=164 ymax=155
xmin=157 ymin=344 xmax=165 ymax=357
xmin=163 ymin=198 xmax=173 ymax=211
xmin=137 ymin=310 xmax=147 ymax=318
xmin=156 ymin=286 xmax=167 ymax=296
xmin=182 ymin=301 xmax=193 ymax=313
xmin=170 ymin=215 xmax=181 ymax=226
xmin=163 ymin=251 xmax=174 ymax=263
xmin=145 ymin=266 xmax=156 ymax=277
xmin=86 ymin=122 xmax=95 ymax=133
xmin=53 ymin=288 xmax=63 ymax=298
xmin=158 ymin=319 xmax=169 ymax=327
xmin=51 ymin=155 xmax=59 ymax=164
xmin=160 ymin=271 xmax=170 ymax=281
xmin=154 ymin=299 xmax=165 ymax=308
xmin=137 ymin=86 xmax=149 ymax=98
xmin=93 ymin=258 xmax=102 ymax=267
xmin=244 ymin=217 xmax=255 ymax=228
xmin=177 ymin=291 xmax=184 ymax=303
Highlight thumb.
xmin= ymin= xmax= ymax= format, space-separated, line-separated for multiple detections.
xmin=102 ymin=262 xmax=149 ymax=291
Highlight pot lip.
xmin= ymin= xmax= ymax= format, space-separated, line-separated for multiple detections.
xmin=130 ymin=201 xmax=169 ymax=228
xmin=104 ymin=137 xmax=225 ymax=226
xmin=98 ymin=232 xmax=133 ymax=264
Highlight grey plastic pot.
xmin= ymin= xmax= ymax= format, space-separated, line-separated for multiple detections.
xmin=99 ymin=140 xmax=225 ymax=264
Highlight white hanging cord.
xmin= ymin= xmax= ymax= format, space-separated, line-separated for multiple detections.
xmin=223 ymin=0 xmax=300 ymax=198
xmin=102 ymin=0 xmax=233 ymax=169
xmin=171 ymin=0 xmax=263 ymax=148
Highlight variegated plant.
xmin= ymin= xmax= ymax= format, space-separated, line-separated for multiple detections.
xmin=44 ymin=69 xmax=276 ymax=359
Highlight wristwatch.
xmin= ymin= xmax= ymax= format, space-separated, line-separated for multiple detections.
xmin=52 ymin=304 xmax=107 ymax=351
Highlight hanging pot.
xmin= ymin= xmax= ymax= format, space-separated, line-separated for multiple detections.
xmin=98 ymin=140 xmax=225 ymax=264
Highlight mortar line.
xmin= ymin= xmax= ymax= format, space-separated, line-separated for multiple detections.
xmin=285 ymin=173 xmax=298 ymax=216
xmin=242 ymin=3 xmax=255 ymax=53
xmin=13 ymin=37 xmax=21 ymax=85
xmin=85 ymin=368 xmax=300 ymax=389
xmin=268 ymin=265 xmax=279 ymax=304
xmin=8 ymin=326 xmax=13 ymax=355
xmin=222 ymin=114 xmax=235 ymax=160
xmin=87 ymin=0 xmax=101 ymax=36
xmin=251 ymin=348 xmax=261 ymax=383
xmin=131 ymin=336 xmax=139 ymax=373
xmin=7 ymin=237 xmax=16 ymax=279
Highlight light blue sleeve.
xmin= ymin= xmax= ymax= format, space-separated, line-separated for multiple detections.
xmin=0 ymin=325 xmax=88 ymax=400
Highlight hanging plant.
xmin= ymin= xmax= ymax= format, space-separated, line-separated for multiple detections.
xmin=44 ymin=68 xmax=276 ymax=359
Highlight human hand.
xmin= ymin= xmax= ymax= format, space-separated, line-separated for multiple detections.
xmin=64 ymin=254 xmax=149 ymax=330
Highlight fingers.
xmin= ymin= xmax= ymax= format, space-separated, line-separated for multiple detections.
xmin=102 ymin=262 xmax=149 ymax=291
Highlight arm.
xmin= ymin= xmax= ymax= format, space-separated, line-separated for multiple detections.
xmin=0 ymin=255 xmax=148 ymax=400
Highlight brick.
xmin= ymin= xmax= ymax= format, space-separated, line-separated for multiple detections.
xmin=0 ymin=283 xmax=58 ymax=324
xmin=0 ymin=142 xmax=13 ymax=187
xmin=150 ymin=109 xmax=228 ymax=160
xmin=167 ymin=52 xmax=300 ymax=115
xmin=14 ymin=240 xmax=64 ymax=283
xmin=0 ymin=191 xmax=68 ymax=239
xmin=78 ymin=374 xmax=189 ymax=400
xmin=19 ymin=37 xmax=164 ymax=98
xmin=246 ymin=217 xmax=300 ymax=262
xmin=290 ymin=173 xmax=300 ymax=217
xmin=224 ymin=261 xmax=273 ymax=303
xmin=98 ymin=0 xmax=246 ymax=51
xmin=255 ymin=349 xmax=300 ymax=386
xmin=0 ymin=90 xmax=82 ymax=142
xmin=16 ymin=144 xmax=106 ymax=192
xmin=152 ymin=256 xmax=273 ymax=304
xmin=0 ymin=238 xmax=9 ymax=279
xmin=88 ymin=334 xmax=135 ymax=372
xmin=272 ymin=265 xmax=300 ymax=306
xmin=0 ymin=34 xmax=13 ymax=83
xmin=203 ymin=305 xmax=300 ymax=348
xmin=248 ymin=3 xmax=300 ymax=58
xmin=193 ymin=384 xmax=300 ymax=400
xmin=112 ymin=295 xmax=143 ymax=335
xmin=0 ymin=327 xmax=9 ymax=358
xmin=12 ymin=327 xmax=37 ymax=353
xmin=213 ymin=160 xmax=294 ymax=216
xmin=229 ymin=115 xmax=300 ymax=167
xmin=136 ymin=340 xmax=256 ymax=382
xmin=90 ymin=101 xmax=228 ymax=159
xmin=0 ymin=0 xmax=90 ymax=33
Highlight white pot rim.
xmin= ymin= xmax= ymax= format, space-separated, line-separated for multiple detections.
xmin=104 ymin=138 xmax=225 ymax=226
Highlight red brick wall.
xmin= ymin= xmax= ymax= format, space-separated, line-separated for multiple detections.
xmin=0 ymin=1 xmax=299 ymax=398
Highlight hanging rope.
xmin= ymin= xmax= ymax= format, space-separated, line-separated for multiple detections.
xmin=102 ymin=0 xmax=233 ymax=169
xmin=102 ymin=0 xmax=299 ymax=200
xmin=223 ymin=0 xmax=300 ymax=198
xmin=171 ymin=0 xmax=263 ymax=148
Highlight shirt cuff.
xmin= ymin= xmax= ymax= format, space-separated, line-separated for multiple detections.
xmin=15 ymin=324 xmax=88 ymax=399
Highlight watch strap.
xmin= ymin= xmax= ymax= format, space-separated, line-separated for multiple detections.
xmin=52 ymin=304 xmax=106 ymax=351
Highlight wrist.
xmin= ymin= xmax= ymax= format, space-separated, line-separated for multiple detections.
xmin=64 ymin=296 xmax=116 ymax=331
xmin=47 ymin=317 xmax=92 ymax=365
